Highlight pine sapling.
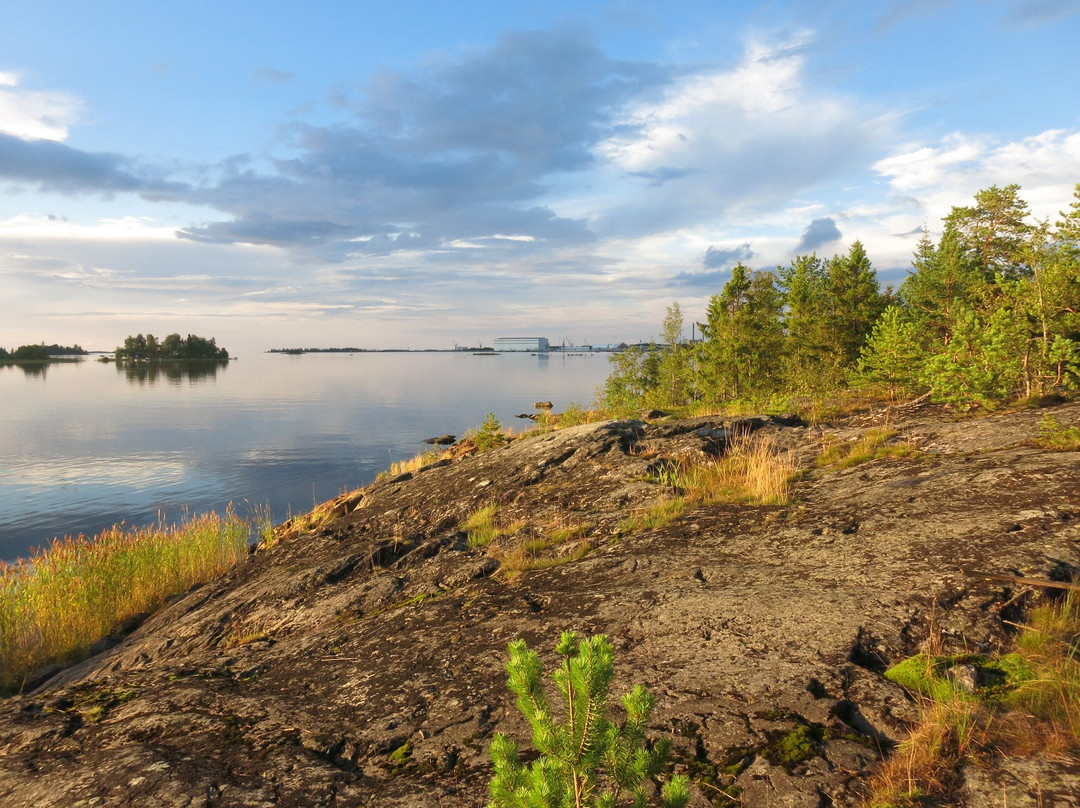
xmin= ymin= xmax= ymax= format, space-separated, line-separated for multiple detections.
xmin=487 ymin=630 xmax=690 ymax=808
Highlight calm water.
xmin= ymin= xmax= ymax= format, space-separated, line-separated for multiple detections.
xmin=0 ymin=352 xmax=612 ymax=562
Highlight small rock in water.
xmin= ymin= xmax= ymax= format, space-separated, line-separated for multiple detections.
xmin=423 ymin=435 xmax=456 ymax=445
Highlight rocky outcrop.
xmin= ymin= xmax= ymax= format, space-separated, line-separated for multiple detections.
xmin=1 ymin=403 xmax=1079 ymax=807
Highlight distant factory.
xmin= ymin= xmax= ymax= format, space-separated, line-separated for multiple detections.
xmin=493 ymin=337 xmax=550 ymax=352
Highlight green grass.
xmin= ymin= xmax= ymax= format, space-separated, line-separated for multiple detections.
xmin=464 ymin=503 xmax=500 ymax=548
xmin=0 ymin=510 xmax=249 ymax=695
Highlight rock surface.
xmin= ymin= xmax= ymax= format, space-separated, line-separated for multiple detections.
xmin=2 ymin=402 xmax=1080 ymax=807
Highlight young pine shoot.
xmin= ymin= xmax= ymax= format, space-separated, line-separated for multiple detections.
xmin=487 ymin=630 xmax=690 ymax=808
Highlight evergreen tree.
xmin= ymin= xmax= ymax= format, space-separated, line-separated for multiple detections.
xmin=825 ymin=240 xmax=887 ymax=368
xmin=778 ymin=253 xmax=833 ymax=395
xmin=858 ymin=306 xmax=925 ymax=397
xmin=695 ymin=264 xmax=784 ymax=404
xmin=899 ymin=226 xmax=985 ymax=347
xmin=920 ymin=306 xmax=1024 ymax=408
xmin=944 ymin=183 xmax=1032 ymax=280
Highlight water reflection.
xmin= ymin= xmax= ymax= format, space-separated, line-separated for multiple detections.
xmin=1 ymin=353 xmax=612 ymax=561
xmin=118 ymin=359 xmax=230 ymax=385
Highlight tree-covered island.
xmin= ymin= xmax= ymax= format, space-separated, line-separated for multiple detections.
xmin=0 ymin=344 xmax=88 ymax=364
xmin=114 ymin=333 xmax=229 ymax=362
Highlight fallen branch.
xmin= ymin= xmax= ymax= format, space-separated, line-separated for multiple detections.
xmin=963 ymin=569 xmax=1080 ymax=591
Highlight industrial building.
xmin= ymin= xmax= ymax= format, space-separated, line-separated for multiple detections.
xmin=493 ymin=337 xmax=549 ymax=352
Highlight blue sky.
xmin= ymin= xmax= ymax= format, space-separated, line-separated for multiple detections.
xmin=1 ymin=0 xmax=1078 ymax=352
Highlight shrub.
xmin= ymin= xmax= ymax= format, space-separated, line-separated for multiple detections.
xmin=475 ymin=412 xmax=509 ymax=452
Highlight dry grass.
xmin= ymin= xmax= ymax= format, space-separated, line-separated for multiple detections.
xmin=666 ymin=433 xmax=799 ymax=507
xmin=618 ymin=434 xmax=797 ymax=539
xmin=489 ymin=521 xmax=595 ymax=581
xmin=1008 ymin=591 xmax=1080 ymax=745
xmin=861 ymin=590 xmax=1080 ymax=806
xmin=862 ymin=695 xmax=985 ymax=807
xmin=0 ymin=510 xmax=249 ymax=694
xmin=378 ymin=447 xmax=451 ymax=480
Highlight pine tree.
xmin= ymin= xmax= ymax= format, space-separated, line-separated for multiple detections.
xmin=695 ymin=263 xmax=784 ymax=404
xmin=487 ymin=631 xmax=691 ymax=808
xmin=944 ymin=183 xmax=1032 ymax=279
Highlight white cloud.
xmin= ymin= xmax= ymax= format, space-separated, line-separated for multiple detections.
xmin=0 ymin=213 xmax=179 ymax=241
xmin=586 ymin=32 xmax=892 ymax=236
xmin=0 ymin=73 xmax=83 ymax=141
xmin=873 ymin=128 xmax=1080 ymax=226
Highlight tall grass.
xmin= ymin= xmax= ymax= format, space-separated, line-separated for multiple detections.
xmin=660 ymin=433 xmax=798 ymax=507
xmin=0 ymin=510 xmax=249 ymax=694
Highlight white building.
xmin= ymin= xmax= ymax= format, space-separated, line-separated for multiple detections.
xmin=493 ymin=337 xmax=550 ymax=352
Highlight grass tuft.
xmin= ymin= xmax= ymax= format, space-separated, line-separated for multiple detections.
xmin=464 ymin=504 xmax=500 ymax=548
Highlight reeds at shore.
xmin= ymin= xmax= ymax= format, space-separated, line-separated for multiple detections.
xmin=0 ymin=510 xmax=249 ymax=694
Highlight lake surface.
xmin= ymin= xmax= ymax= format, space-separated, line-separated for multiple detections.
xmin=0 ymin=352 xmax=612 ymax=562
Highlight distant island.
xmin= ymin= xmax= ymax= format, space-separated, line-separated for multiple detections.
xmin=268 ymin=347 xmax=368 ymax=354
xmin=114 ymin=333 xmax=229 ymax=362
xmin=0 ymin=343 xmax=88 ymax=364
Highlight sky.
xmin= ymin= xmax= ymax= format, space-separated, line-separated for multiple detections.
xmin=1 ymin=0 xmax=1079 ymax=353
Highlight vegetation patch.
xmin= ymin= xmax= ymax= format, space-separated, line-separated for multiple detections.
xmin=1036 ymin=413 xmax=1080 ymax=451
xmin=0 ymin=510 xmax=249 ymax=695
xmin=50 ymin=682 xmax=139 ymax=723
xmin=816 ymin=428 xmax=919 ymax=468
xmin=492 ymin=531 xmax=594 ymax=581
xmin=884 ymin=652 xmax=1035 ymax=705
xmin=388 ymin=739 xmax=412 ymax=767
xmin=762 ymin=723 xmax=825 ymax=769
xmin=862 ymin=590 xmax=1080 ymax=807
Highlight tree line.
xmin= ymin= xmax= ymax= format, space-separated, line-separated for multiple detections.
xmin=114 ymin=333 xmax=229 ymax=362
xmin=603 ymin=183 xmax=1080 ymax=413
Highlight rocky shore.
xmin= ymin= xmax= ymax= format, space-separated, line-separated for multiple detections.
xmin=1 ymin=401 xmax=1079 ymax=807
